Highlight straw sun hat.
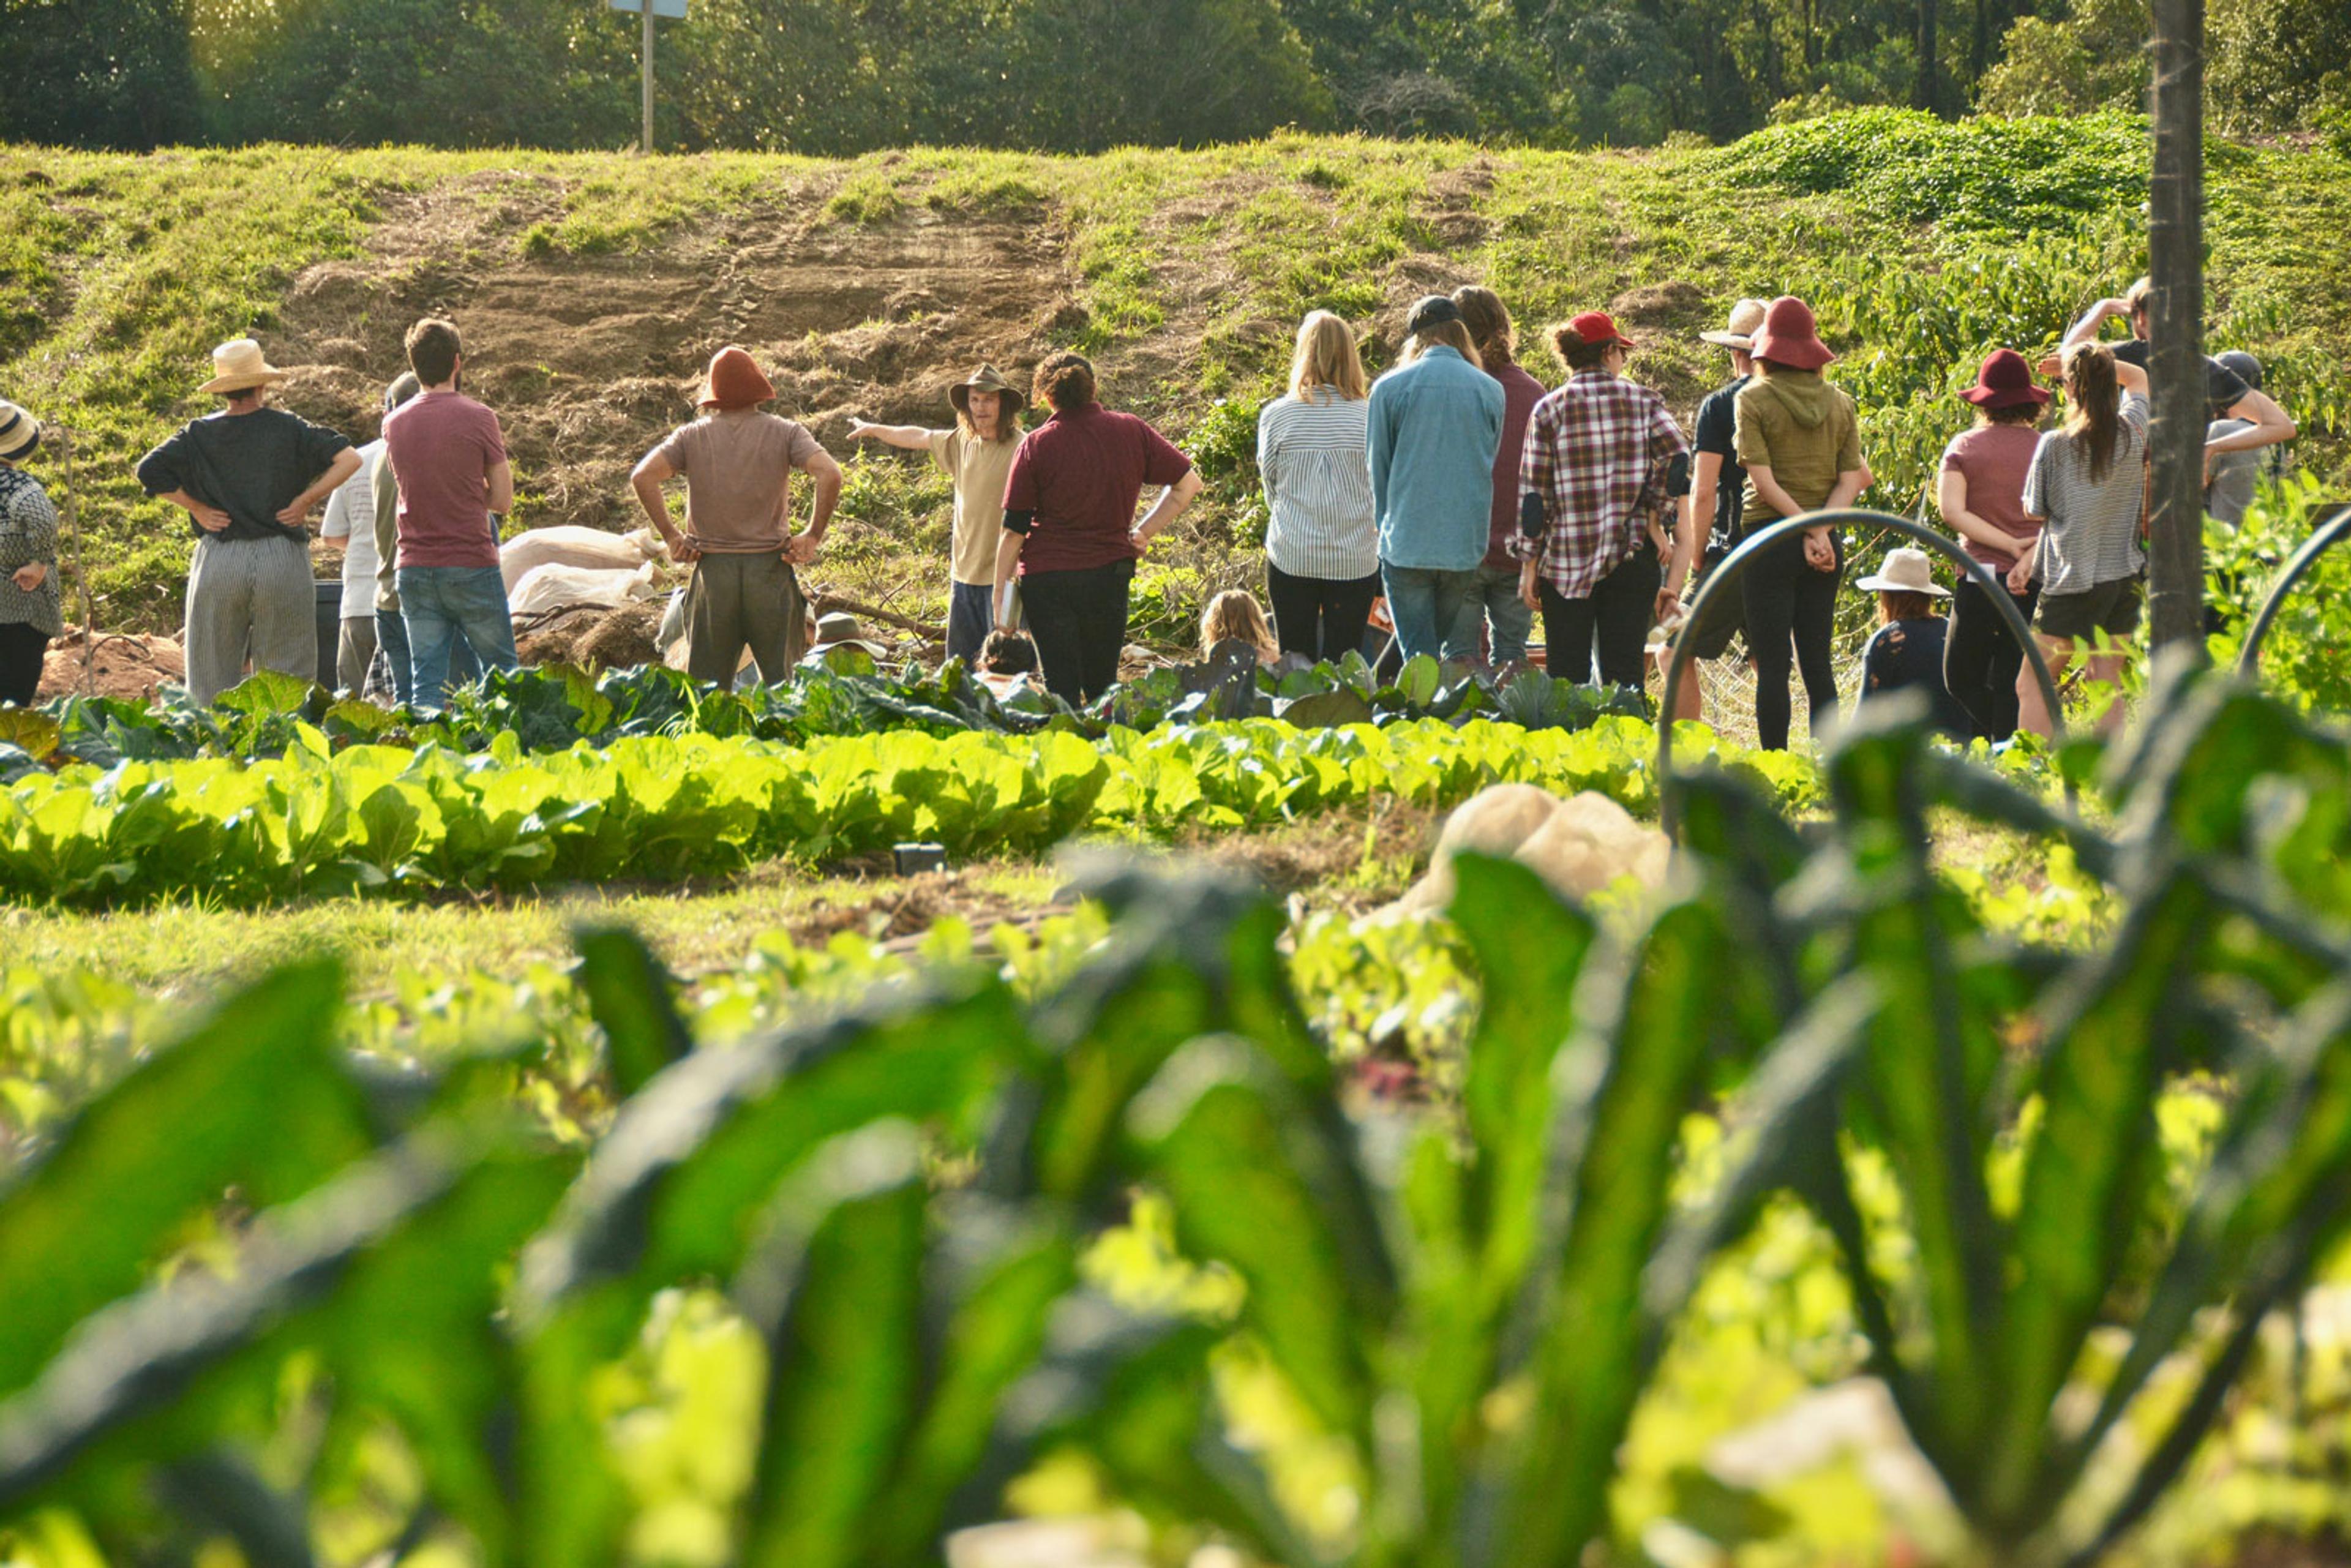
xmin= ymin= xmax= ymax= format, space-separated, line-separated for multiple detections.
xmin=1855 ymin=547 xmax=1951 ymax=598
xmin=199 ymin=337 xmax=293 ymax=396
xmin=1699 ymin=298 xmax=1770 ymax=350
xmin=0 ymin=400 xmax=39 ymax=462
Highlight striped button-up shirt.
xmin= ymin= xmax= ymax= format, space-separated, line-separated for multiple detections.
xmin=1258 ymin=389 xmax=1378 ymax=580
xmin=1512 ymin=372 xmax=1687 ymax=599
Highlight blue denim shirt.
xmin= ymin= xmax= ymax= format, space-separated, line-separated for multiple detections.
xmin=1367 ymin=345 xmax=1505 ymax=573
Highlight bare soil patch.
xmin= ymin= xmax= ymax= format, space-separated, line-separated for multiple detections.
xmin=274 ymin=187 xmax=1073 ymax=540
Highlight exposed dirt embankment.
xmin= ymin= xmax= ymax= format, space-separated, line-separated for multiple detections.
xmin=273 ymin=171 xmax=1074 ymax=533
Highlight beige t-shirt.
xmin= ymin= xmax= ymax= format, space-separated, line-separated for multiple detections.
xmin=929 ymin=426 xmax=1020 ymax=586
xmin=656 ymin=409 xmax=822 ymax=552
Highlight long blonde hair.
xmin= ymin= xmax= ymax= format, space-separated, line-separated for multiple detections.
xmin=1289 ymin=311 xmax=1368 ymax=402
xmin=1404 ymin=318 xmax=1482 ymax=369
xmin=2060 ymin=341 xmax=2124 ymax=485
xmin=1200 ymin=589 xmax=1279 ymax=661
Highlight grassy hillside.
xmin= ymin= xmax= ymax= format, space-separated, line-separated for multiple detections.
xmin=4 ymin=110 xmax=2348 ymax=637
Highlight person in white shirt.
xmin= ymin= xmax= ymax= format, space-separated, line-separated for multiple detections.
xmin=318 ymin=377 xmax=403 ymax=692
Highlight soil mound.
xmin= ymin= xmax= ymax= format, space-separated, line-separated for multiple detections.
xmin=274 ymin=189 xmax=1070 ymax=539
xmin=515 ymin=600 xmax=666 ymax=671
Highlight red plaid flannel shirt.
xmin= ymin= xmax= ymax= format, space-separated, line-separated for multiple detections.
xmin=1510 ymin=373 xmax=1688 ymax=599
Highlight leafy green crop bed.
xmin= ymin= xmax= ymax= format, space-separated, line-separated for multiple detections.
xmin=3 ymin=671 xmax=2351 ymax=1568
xmin=0 ymin=716 xmax=1812 ymax=906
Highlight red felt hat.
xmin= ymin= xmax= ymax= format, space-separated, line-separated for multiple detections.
xmin=697 ymin=345 xmax=776 ymax=410
xmin=1960 ymin=347 xmax=2052 ymax=409
xmin=1567 ymin=310 xmax=1635 ymax=350
xmin=1748 ymin=296 xmax=1836 ymax=370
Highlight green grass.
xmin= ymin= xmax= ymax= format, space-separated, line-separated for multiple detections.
xmin=4 ymin=114 xmax=2349 ymax=633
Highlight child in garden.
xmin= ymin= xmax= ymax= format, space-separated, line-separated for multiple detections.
xmin=1855 ymin=547 xmax=1968 ymax=736
xmin=1199 ymin=588 xmax=1283 ymax=667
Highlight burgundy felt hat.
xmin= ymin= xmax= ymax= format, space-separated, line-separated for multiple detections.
xmin=697 ymin=345 xmax=777 ymax=410
xmin=1961 ymin=347 xmax=2052 ymax=409
xmin=1748 ymin=296 xmax=1836 ymax=370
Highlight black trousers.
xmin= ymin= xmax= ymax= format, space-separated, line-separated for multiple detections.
xmin=1539 ymin=544 xmax=1660 ymax=689
xmin=1943 ymin=576 xmax=2039 ymax=743
xmin=1023 ymin=558 xmax=1134 ymax=704
xmin=1266 ymin=561 xmax=1381 ymax=666
xmin=1742 ymin=527 xmax=1844 ymax=751
xmin=0 ymin=621 xmax=46 ymax=707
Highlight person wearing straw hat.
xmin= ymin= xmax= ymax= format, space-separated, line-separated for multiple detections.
xmin=1854 ymin=546 xmax=1967 ymax=737
xmin=1655 ymin=297 xmax=1769 ymax=722
xmin=0 ymin=400 xmax=62 ymax=706
xmin=1733 ymin=295 xmax=1872 ymax=751
xmin=847 ymin=365 xmax=1026 ymax=666
xmin=1937 ymin=347 xmax=2050 ymax=742
xmin=632 ymin=345 xmax=844 ymax=691
xmin=136 ymin=337 xmax=360 ymax=706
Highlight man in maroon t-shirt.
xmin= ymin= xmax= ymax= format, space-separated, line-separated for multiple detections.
xmin=992 ymin=351 xmax=1202 ymax=703
xmin=1450 ymin=287 xmax=1547 ymax=665
xmin=383 ymin=317 xmax=519 ymax=706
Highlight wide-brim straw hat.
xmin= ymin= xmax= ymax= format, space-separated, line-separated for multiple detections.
xmin=200 ymin=337 xmax=292 ymax=395
xmin=697 ymin=346 xmax=778 ymax=410
xmin=1856 ymin=547 xmax=1951 ymax=598
xmin=1700 ymin=298 xmax=1770 ymax=350
xmin=1749 ymin=296 xmax=1837 ymax=370
xmin=1961 ymin=347 xmax=2052 ymax=409
xmin=0 ymin=400 xmax=39 ymax=462
xmin=948 ymin=364 xmax=1026 ymax=418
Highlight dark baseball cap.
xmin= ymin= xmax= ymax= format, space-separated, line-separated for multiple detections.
xmin=1405 ymin=294 xmax=1463 ymax=334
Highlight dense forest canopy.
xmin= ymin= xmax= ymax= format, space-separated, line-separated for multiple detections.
xmin=4 ymin=0 xmax=2347 ymax=152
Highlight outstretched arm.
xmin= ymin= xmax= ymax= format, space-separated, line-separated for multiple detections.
xmin=847 ymin=421 xmax=943 ymax=451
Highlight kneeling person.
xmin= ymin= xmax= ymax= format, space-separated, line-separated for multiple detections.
xmin=632 ymin=347 xmax=844 ymax=690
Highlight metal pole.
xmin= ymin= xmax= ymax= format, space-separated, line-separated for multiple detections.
xmin=1657 ymin=509 xmax=2072 ymax=835
xmin=640 ymin=0 xmax=655 ymax=156
xmin=2145 ymin=0 xmax=2206 ymax=656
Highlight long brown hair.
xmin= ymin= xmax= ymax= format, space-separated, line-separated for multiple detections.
xmin=1452 ymin=286 xmax=1517 ymax=369
xmin=1289 ymin=311 xmax=1368 ymax=401
xmin=1404 ymin=319 xmax=1481 ymax=369
xmin=2061 ymin=342 xmax=2123 ymax=484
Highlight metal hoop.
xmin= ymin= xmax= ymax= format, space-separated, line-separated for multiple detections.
xmin=2233 ymin=504 xmax=2351 ymax=678
xmin=1657 ymin=508 xmax=2068 ymax=835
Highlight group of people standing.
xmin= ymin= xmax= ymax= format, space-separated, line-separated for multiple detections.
xmin=1254 ymin=287 xmax=1869 ymax=749
xmin=0 ymin=269 xmax=2301 ymax=746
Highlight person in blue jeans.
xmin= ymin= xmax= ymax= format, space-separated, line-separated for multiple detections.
xmin=1367 ymin=295 xmax=1504 ymax=663
xmin=381 ymin=318 xmax=520 ymax=708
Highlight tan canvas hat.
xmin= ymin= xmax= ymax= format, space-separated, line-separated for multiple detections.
xmin=806 ymin=611 xmax=892 ymax=659
xmin=0 ymin=400 xmax=40 ymax=462
xmin=1856 ymin=547 xmax=1951 ymax=598
xmin=199 ymin=337 xmax=292 ymax=396
xmin=1699 ymin=298 xmax=1770 ymax=350
xmin=948 ymin=364 xmax=1026 ymax=419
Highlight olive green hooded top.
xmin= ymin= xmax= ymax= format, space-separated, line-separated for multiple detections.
xmin=1733 ymin=368 xmax=1862 ymax=522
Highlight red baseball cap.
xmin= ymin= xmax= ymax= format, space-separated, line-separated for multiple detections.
xmin=1568 ymin=310 xmax=1635 ymax=350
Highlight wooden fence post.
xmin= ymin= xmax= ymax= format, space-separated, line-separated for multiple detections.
xmin=2145 ymin=0 xmax=2207 ymax=657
